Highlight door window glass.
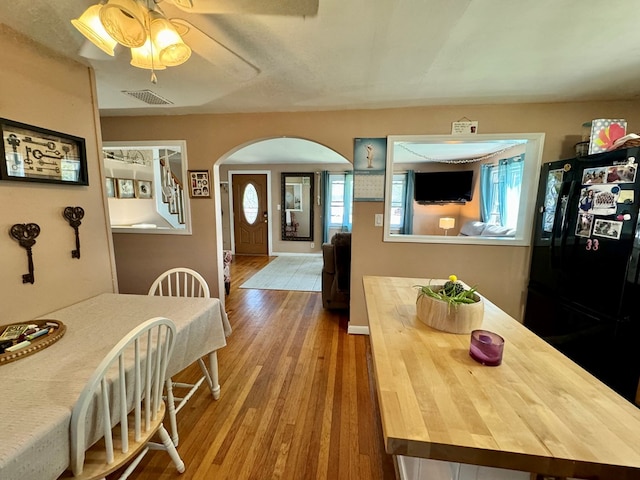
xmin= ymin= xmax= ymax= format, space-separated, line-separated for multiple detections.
xmin=243 ymin=183 xmax=259 ymax=224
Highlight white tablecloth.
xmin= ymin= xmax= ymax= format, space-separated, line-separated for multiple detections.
xmin=0 ymin=293 xmax=231 ymax=480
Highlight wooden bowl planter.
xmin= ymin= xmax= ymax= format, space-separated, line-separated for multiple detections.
xmin=416 ymin=286 xmax=484 ymax=334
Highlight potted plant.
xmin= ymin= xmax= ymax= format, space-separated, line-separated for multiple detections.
xmin=415 ymin=275 xmax=484 ymax=334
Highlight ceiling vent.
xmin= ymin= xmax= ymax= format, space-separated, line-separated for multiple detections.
xmin=122 ymin=89 xmax=173 ymax=105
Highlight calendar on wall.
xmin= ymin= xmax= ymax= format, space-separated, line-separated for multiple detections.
xmin=354 ymin=172 xmax=385 ymax=201
xmin=353 ymin=137 xmax=386 ymax=201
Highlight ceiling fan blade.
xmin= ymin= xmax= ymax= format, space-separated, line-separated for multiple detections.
xmin=170 ymin=19 xmax=259 ymax=81
xmin=170 ymin=0 xmax=318 ymax=16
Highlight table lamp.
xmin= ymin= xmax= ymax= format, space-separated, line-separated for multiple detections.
xmin=439 ymin=217 xmax=455 ymax=235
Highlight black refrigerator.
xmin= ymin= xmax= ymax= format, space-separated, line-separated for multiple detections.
xmin=524 ymin=146 xmax=640 ymax=403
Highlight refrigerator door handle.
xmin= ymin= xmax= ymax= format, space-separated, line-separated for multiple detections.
xmin=549 ymin=180 xmax=576 ymax=268
xmin=560 ymin=180 xmax=577 ymax=247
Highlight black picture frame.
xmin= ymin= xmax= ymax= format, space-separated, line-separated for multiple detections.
xmin=0 ymin=118 xmax=88 ymax=185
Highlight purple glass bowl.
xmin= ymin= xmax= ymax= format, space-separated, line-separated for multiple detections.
xmin=469 ymin=329 xmax=504 ymax=366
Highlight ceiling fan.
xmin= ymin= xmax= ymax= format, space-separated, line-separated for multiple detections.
xmin=73 ymin=0 xmax=319 ymax=82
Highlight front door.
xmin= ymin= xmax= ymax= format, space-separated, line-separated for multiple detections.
xmin=233 ymin=173 xmax=269 ymax=255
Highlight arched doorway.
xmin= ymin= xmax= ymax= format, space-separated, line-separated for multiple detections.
xmin=212 ymin=137 xmax=351 ymax=296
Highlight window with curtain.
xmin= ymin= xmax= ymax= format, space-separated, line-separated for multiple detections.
xmin=322 ymin=171 xmax=353 ymax=242
xmin=480 ymin=156 xmax=524 ymax=229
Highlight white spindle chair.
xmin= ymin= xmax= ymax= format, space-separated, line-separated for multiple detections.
xmin=148 ymin=267 xmax=216 ymax=446
xmin=66 ymin=317 xmax=185 ymax=479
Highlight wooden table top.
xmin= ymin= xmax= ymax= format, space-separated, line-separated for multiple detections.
xmin=363 ymin=276 xmax=640 ymax=479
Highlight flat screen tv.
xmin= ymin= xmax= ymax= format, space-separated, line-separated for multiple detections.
xmin=414 ymin=170 xmax=473 ymax=203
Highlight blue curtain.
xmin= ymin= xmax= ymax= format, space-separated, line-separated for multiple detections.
xmin=480 ymin=156 xmax=524 ymax=226
xmin=321 ymin=171 xmax=353 ymax=243
xmin=480 ymin=164 xmax=494 ymax=222
xmin=498 ymin=156 xmax=523 ymax=228
xmin=401 ymin=170 xmax=414 ymax=234
xmin=322 ymin=170 xmax=331 ymax=243
xmin=342 ymin=172 xmax=353 ymax=233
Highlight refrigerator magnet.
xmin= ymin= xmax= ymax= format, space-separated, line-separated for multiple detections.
xmin=582 ymin=167 xmax=608 ymax=184
xmin=576 ymin=185 xmax=620 ymax=214
xmin=606 ymin=163 xmax=637 ymax=183
xmin=617 ymin=190 xmax=634 ymax=204
xmin=593 ymin=219 xmax=623 ymax=240
xmin=575 ymin=213 xmax=594 ymax=238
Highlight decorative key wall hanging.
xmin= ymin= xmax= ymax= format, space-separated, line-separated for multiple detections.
xmin=0 ymin=117 xmax=88 ymax=186
xmin=9 ymin=223 xmax=40 ymax=284
xmin=63 ymin=206 xmax=84 ymax=259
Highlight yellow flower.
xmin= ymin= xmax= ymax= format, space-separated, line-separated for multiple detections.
xmin=449 ymin=274 xmax=457 ymax=282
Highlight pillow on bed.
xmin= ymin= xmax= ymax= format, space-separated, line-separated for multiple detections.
xmin=459 ymin=221 xmax=487 ymax=236
xmin=481 ymin=224 xmax=515 ymax=237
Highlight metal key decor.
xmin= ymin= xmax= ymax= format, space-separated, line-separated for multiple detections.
xmin=9 ymin=223 xmax=40 ymax=284
xmin=63 ymin=206 xmax=84 ymax=259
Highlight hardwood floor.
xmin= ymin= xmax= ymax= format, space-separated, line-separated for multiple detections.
xmin=119 ymin=255 xmax=396 ymax=480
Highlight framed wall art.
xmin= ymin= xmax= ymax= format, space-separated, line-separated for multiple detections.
xmin=188 ymin=170 xmax=211 ymax=198
xmin=135 ymin=180 xmax=153 ymax=199
xmin=105 ymin=177 xmax=116 ymax=198
xmin=116 ymin=178 xmax=135 ymax=198
xmin=0 ymin=117 xmax=88 ymax=185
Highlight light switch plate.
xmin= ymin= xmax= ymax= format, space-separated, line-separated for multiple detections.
xmin=375 ymin=214 xmax=383 ymax=226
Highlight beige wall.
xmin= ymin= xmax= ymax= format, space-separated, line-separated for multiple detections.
xmin=101 ymin=101 xmax=640 ymax=326
xmin=1 ymin=26 xmax=117 ymax=321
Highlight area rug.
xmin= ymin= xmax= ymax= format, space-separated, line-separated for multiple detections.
xmin=240 ymin=255 xmax=323 ymax=292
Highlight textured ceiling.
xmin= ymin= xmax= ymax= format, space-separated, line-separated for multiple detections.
xmin=2 ymin=0 xmax=639 ymax=164
xmin=1 ymin=0 xmax=640 ymax=118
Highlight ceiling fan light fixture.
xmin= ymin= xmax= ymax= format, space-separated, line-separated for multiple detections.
xmin=99 ymin=0 xmax=148 ymax=48
xmin=150 ymin=14 xmax=192 ymax=67
xmin=130 ymin=37 xmax=167 ymax=70
xmin=71 ymin=4 xmax=118 ymax=56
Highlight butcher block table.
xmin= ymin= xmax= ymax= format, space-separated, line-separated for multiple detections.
xmin=363 ymin=276 xmax=640 ymax=480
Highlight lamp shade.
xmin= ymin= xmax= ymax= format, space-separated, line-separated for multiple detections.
xmin=100 ymin=0 xmax=148 ymax=48
xmin=130 ymin=37 xmax=167 ymax=70
xmin=71 ymin=4 xmax=118 ymax=56
xmin=150 ymin=14 xmax=192 ymax=66
xmin=439 ymin=217 xmax=455 ymax=230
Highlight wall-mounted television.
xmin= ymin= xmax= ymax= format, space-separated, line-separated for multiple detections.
xmin=414 ymin=170 xmax=473 ymax=203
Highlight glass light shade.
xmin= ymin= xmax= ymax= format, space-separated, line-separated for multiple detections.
xmin=71 ymin=5 xmax=117 ymax=56
xmin=130 ymin=38 xmax=166 ymax=70
xmin=150 ymin=15 xmax=192 ymax=66
xmin=100 ymin=0 xmax=148 ymax=48
xmin=439 ymin=217 xmax=455 ymax=230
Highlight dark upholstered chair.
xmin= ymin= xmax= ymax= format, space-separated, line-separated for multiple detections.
xmin=321 ymin=232 xmax=352 ymax=309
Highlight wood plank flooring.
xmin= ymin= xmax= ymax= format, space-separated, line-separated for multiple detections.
xmin=116 ymin=255 xmax=396 ymax=480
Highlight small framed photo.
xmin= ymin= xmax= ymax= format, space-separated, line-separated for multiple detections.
xmin=593 ymin=219 xmax=623 ymax=240
xmin=135 ymin=179 xmax=153 ymax=199
xmin=0 ymin=117 xmax=88 ymax=185
xmin=105 ymin=177 xmax=116 ymax=198
xmin=188 ymin=170 xmax=210 ymax=198
xmin=116 ymin=178 xmax=135 ymax=199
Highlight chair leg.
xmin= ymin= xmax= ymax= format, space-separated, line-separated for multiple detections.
xmin=165 ymin=378 xmax=180 ymax=446
xmin=157 ymin=424 xmax=186 ymax=473
xmin=117 ymin=446 xmax=150 ymax=480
